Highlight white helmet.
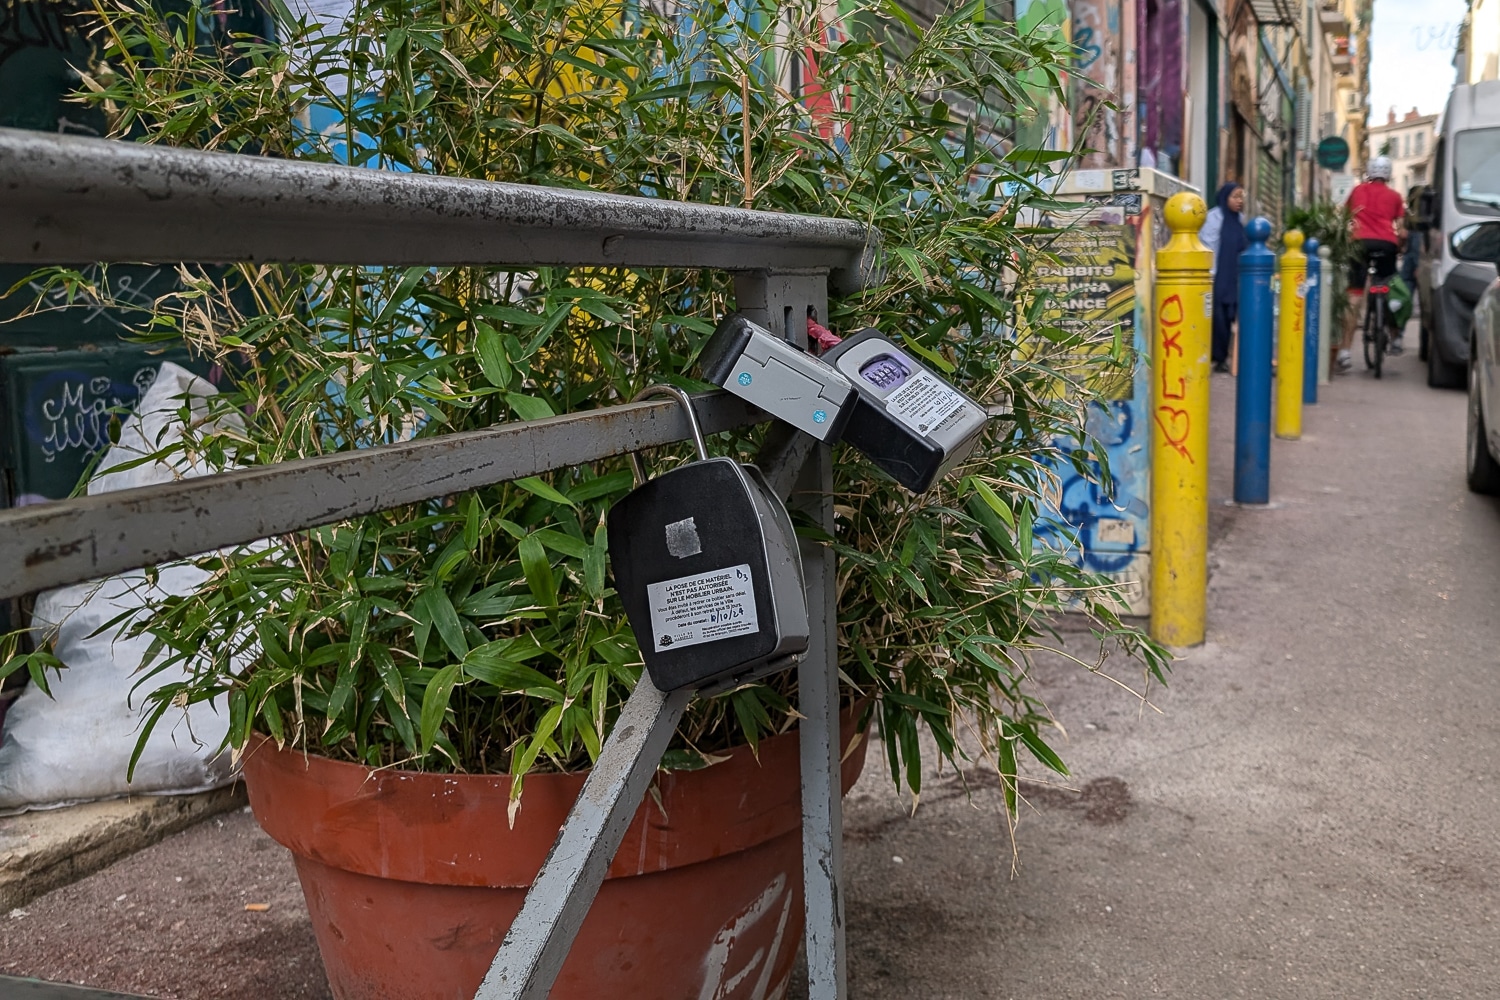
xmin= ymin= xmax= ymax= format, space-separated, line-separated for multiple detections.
xmin=1368 ymin=155 xmax=1393 ymax=181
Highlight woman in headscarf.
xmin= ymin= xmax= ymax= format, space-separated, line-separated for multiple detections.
xmin=1199 ymin=182 xmax=1248 ymax=373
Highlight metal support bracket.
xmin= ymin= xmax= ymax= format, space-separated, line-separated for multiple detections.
xmin=739 ymin=268 xmax=847 ymax=1000
xmin=475 ymin=677 xmax=693 ymax=999
xmin=789 ymin=441 xmax=847 ymax=1000
xmin=733 ymin=269 xmax=831 ymax=344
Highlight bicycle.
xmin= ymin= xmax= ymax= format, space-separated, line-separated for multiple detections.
xmin=1362 ymin=262 xmax=1394 ymax=379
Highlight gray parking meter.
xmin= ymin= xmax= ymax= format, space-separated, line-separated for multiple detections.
xmin=698 ymin=314 xmax=855 ymax=441
xmin=608 ymin=386 xmax=809 ymax=693
xmin=821 ymin=328 xmax=989 ymax=493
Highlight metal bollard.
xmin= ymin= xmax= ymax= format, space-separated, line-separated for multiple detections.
xmin=1275 ymin=229 xmax=1306 ymax=440
xmin=1317 ymin=244 xmax=1333 ymax=386
xmin=1149 ymin=191 xmax=1212 ymax=648
xmin=1234 ymin=218 xmax=1276 ymax=504
xmin=1303 ymin=237 xmax=1321 ymax=405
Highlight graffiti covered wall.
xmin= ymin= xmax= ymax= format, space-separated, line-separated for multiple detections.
xmin=1138 ymin=0 xmax=1186 ymax=173
xmin=1036 ymin=167 xmax=1199 ymax=615
xmin=1070 ymin=0 xmax=1131 ymax=167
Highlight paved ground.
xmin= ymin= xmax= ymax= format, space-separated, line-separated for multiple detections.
xmin=4 ymin=339 xmax=1496 ymax=998
xmin=0 ymin=809 xmax=328 ymax=999
xmin=0 ymin=789 xmax=245 ymax=913
xmin=841 ymin=342 xmax=1500 ymax=997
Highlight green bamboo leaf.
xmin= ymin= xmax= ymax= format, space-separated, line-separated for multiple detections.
xmin=883 ymin=0 xmax=923 ymax=34
xmin=568 ymin=469 xmax=633 ymax=503
xmin=473 ymin=303 xmax=546 ymax=327
xmin=463 ymin=642 xmax=560 ymax=692
xmin=417 ymin=587 xmax=469 ymax=659
xmin=325 ymin=655 xmax=359 ymax=728
xmin=533 ymin=527 xmax=588 ymax=559
xmin=228 ymin=687 xmax=248 ymax=744
xmin=419 ymin=663 xmax=462 ymax=755
xmin=256 ymin=621 xmax=292 ymax=669
xmin=897 ymin=331 xmax=957 ymax=373
xmin=997 ymin=735 xmax=1018 ymax=815
xmin=369 ymin=644 xmax=405 ymax=709
xmin=1009 ymin=720 xmax=1070 ymax=776
xmin=514 ymin=476 xmax=576 ymax=508
xmin=518 ymin=534 xmax=558 ymax=610
xmin=891 ymin=246 xmax=929 ymax=285
xmin=474 ymin=320 xmax=512 ymax=389
xmin=969 ymin=478 xmax=1016 ymax=529
xmin=626 ymin=75 xmax=735 ymax=103
xmin=128 ymin=696 xmax=175 ymax=781
xmin=464 ymin=495 xmax=483 ymax=551
xmin=584 ymin=520 xmax=607 ymax=601
xmin=569 ymin=704 xmax=602 ymax=762
xmin=507 ymin=393 xmax=556 ymax=421
xmin=512 ymin=702 xmax=565 ymax=777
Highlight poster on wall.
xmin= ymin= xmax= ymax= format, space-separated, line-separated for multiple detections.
xmin=1028 ymin=206 xmax=1140 ymax=400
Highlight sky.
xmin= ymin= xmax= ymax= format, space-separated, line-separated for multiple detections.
xmin=1366 ymin=0 xmax=1470 ymax=123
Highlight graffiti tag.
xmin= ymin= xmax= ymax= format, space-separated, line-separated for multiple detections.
xmin=35 ymin=367 xmax=157 ymax=462
xmin=1154 ymin=293 xmax=1193 ymax=462
xmin=25 ymin=265 xmax=164 ymax=332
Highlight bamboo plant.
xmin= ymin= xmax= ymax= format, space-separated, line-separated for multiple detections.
xmin=2 ymin=0 xmax=1169 ymax=829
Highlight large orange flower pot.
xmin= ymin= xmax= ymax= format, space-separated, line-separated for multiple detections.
xmin=242 ymin=714 xmax=867 ymax=1000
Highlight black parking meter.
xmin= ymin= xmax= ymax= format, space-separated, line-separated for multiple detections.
xmin=820 ymin=329 xmax=989 ymax=493
xmin=608 ymin=386 xmax=808 ymax=693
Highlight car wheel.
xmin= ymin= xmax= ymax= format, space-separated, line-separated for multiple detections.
xmin=1467 ymin=351 xmax=1500 ymax=494
xmin=1429 ymin=333 xmax=1466 ymax=388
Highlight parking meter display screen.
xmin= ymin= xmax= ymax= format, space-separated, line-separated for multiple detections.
xmin=858 ymin=353 xmax=911 ymax=391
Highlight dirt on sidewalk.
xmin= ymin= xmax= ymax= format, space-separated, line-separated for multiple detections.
xmin=0 ymin=807 xmax=329 ymax=1000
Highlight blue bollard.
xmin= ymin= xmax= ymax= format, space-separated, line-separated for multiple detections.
xmin=1234 ymin=218 xmax=1276 ymax=504
xmin=1303 ymin=238 xmax=1320 ymax=405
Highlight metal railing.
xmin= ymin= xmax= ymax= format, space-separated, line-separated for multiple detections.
xmin=0 ymin=126 xmax=880 ymax=1000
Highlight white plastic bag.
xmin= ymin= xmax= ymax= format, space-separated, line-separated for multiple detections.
xmin=0 ymin=363 xmax=239 ymax=813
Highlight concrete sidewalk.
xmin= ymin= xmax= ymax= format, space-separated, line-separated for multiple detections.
xmin=0 ymin=790 xmax=244 ymax=913
xmin=841 ymin=346 xmax=1500 ymax=997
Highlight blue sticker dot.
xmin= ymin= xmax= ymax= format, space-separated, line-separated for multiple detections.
xmin=737 ymin=372 xmax=753 ymax=386
xmin=813 ymin=409 xmax=828 ymax=424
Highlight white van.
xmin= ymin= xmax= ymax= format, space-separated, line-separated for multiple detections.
xmin=1418 ymin=80 xmax=1500 ymax=388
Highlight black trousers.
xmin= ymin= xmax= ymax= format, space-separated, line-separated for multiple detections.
xmin=1212 ymin=298 xmax=1237 ymax=365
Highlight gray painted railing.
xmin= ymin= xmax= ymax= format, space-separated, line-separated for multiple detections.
xmin=0 ymin=127 xmax=876 ymax=1000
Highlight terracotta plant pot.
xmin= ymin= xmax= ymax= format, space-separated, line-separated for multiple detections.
xmin=242 ymin=712 xmax=868 ymax=1000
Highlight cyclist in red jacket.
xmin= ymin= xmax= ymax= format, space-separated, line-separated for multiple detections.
xmin=1338 ymin=156 xmax=1405 ymax=372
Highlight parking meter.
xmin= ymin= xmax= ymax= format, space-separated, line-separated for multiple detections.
xmin=821 ymin=328 xmax=989 ymax=493
xmin=608 ymin=386 xmax=809 ymax=693
xmin=698 ymin=314 xmax=855 ymax=441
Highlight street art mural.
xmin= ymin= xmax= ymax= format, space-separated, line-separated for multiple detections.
xmin=1031 ymin=168 xmax=1196 ymax=613
xmin=1069 ymin=0 xmax=1129 ymax=168
xmin=1016 ymin=0 xmax=1072 ymax=152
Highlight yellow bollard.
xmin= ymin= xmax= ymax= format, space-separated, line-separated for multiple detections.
xmin=1150 ymin=192 xmax=1213 ymax=647
xmin=1275 ymin=230 xmax=1307 ymax=440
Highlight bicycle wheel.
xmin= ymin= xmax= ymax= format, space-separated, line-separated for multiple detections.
xmin=1373 ymin=295 xmax=1386 ymax=379
xmin=1363 ymin=295 xmax=1379 ymax=370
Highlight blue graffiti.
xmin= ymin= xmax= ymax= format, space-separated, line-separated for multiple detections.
xmin=1038 ymin=400 xmax=1148 ymax=574
xmin=1072 ymin=27 xmax=1102 ymax=69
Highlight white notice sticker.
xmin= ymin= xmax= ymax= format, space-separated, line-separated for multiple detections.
xmin=647 ymin=564 xmax=759 ymax=652
xmin=884 ymin=371 xmax=966 ymax=436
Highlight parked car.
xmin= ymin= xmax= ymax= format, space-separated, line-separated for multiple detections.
xmin=1448 ymin=221 xmax=1500 ymax=492
xmin=1416 ymin=80 xmax=1500 ymax=388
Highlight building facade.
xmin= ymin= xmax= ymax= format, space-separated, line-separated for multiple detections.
xmin=1016 ymin=0 xmax=1373 ymax=220
xmin=1461 ymin=0 xmax=1500 ymax=82
xmin=1366 ymin=108 xmax=1439 ymax=194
